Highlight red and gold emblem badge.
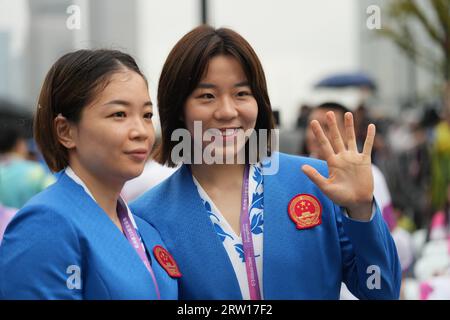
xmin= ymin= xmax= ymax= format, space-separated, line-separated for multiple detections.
xmin=288 ymin=194 xmax=322 ymax=229
xmin=153 ymin=245 xmax=182 ymax=278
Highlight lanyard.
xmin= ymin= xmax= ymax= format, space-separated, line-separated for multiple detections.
xmin=117 ymin=199 xmax=161 ymax=300
xmin=240 ymin=165 xmax=261 ymax=300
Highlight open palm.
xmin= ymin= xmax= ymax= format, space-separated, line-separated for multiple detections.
xmin=302 ymin=112 xmax=375 ymax=221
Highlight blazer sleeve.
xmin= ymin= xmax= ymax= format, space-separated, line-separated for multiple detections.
xmin=336 ymin=201 xmax=402 ymax=299
xmin=0 ymin=206 xmax=83 ymax=300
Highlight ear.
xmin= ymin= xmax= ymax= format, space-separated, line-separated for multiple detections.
xmin=54 ymin=114 xmax=77 ymax=149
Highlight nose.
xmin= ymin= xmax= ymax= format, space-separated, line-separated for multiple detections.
xmin=213 ymin=96 xmax=238 ymax=121
xmin=129 ymin=115 xmax=152 ymax=141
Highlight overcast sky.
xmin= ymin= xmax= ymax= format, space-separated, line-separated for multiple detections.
xmin=1 ymin=0 xmax=361 ymax=127
xmin=138 ymin=0 xmax=359 ymax=128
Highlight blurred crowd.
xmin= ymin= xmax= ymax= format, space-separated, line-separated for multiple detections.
xmin=285 ymin=84 xmax=450 ymax=300
xmin=1 ymin=76 xmax=449 ymax=299
xmin=0 ymin=101 xmax=55 ymax=240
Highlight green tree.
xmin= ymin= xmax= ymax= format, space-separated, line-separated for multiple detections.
xmin=378 ymin=0 xmax=450 ymax=211
xmin=378 ymin=0 xmax=450 ymax=115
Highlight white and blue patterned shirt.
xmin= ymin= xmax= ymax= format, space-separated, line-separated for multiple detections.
xmin=192 ymin=164 xmax=264 ymax=300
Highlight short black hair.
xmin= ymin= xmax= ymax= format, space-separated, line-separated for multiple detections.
xmin=0 ymin=123 xmax=25 ymax=153
xmin=0 ymin=102 xmax=31 ymax=153
xmin=316 ymin=102 xmax=349 ymax=114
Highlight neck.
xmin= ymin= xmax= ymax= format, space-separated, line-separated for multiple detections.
xmin=190 ymin=163 xmax=246 ymax=190
xmin=69 ymin=159 xmax=124 ymax=223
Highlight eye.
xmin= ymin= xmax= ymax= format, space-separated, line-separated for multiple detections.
xmin=198 ymin=93 xmax=215 ymax=100
xmin=237 ymin=90 xmax=252 ymax=97
xmin=112 ymin=111 xmax=126 ymax=118
xmin=143 ymin=112 xmax=153 ymax=120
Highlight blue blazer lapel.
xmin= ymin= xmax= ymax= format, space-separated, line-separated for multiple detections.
xmin=160 ymin=165 xmax=242 ymax=299
xmin=57 ymin=173 xmax=156 ymax=287
xmin=262 ymin=159 xmax=295 ymax=299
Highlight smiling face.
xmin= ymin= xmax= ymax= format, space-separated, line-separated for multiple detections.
xmin=66 ymin=69 xmax=155 ymax=184
xmin=183 ymin=55 xmax=258 ymax=162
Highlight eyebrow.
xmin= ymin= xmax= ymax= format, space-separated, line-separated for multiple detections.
xmin=196 ymin=81 xmax=250 ymax=89
xmin=103 ymin=99 xmax=153 ymax=107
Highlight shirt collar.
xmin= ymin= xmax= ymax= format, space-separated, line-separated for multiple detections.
xmin=64 ymin=166 xmax=138 ymax=229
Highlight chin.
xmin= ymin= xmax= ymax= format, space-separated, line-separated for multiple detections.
xmin=122 ymin=166 xmax=145 ymax=181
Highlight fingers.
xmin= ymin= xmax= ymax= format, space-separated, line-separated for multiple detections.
xmin=362 ymin=123 xmax=376 ymax=156
xmin=310 ymin=120 xmax=335 ymax=159
xmin=301 ymin=164 xmax=328 ymax=191
xmin=326 ymin=111 xmax=345 ymax=153
xmin=344 ymin=112 xmax=358 ymax=152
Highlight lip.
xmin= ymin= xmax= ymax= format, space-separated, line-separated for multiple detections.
xmin=217 ymin=127 xmax=241 ymax=134
xmin=216 ymin=127 xmax=241 ymax=131
xmin=124 ymin=149 xmax=149 ymax=161
xmin=213 ymin=127 xmax=242 ymax=140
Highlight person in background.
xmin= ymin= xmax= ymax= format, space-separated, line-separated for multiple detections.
xmin=305 ymin=102 xmax=395 ymax=220
xmin=431 ymin=118 xmax=450 ymax=214
xmin=428 ymin=183 xmax=450 ymax=242
xmin=296 ymin=104 xmax=312 ymax=130
xmin=0 ymin=125 xmax=55 ymax=209
xmin=305 ymin=101 xmax=414 ymax=299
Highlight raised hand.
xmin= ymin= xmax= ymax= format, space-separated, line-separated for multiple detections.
xmin=302 ymin=111 xmax=375 ymax=221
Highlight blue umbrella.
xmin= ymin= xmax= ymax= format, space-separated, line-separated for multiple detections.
xmin=315 ymin=72 xmax=377 ymax=91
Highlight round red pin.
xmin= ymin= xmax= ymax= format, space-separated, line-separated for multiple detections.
xmin=287 ymin=194 xmax=322 ymax=229
xmin=153 ymin=245 xmax=182 ymax=278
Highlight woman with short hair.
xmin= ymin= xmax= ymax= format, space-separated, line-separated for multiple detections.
xmin=131 ymin=25 xmax=401 ymax=300
xmin=0 ymin=49 xmax=179 ymax=299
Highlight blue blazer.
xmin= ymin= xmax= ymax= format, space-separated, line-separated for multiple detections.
xmin=0 ymin=172 xmax=178 ymax=300
xmin=131 ymin=153 xmax=401 ymax=300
